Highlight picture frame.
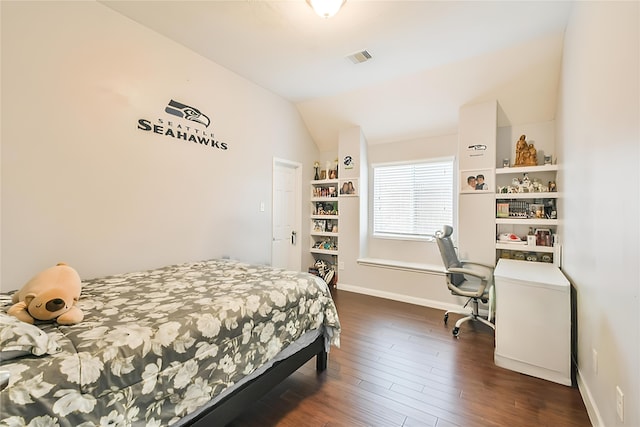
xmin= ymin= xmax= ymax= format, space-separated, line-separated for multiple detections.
xmin=460 ymin=169 xmax=493 ymax=193
xmin=339 ymin=178 xmax=358 ymax=196
xmin=313 ymin=219 xmax=326 ymax=232
xmin=529 ymin=203 xmax=545 ymax=219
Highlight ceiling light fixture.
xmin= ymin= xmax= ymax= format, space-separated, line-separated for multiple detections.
xmin=306 ymin=0 xmax=346 ymax=18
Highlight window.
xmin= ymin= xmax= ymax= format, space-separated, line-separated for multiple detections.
xmin=373 ymin=158 xmax=453 ymax=239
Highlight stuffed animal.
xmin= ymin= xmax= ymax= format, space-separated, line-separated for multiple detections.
xmin=7 ymin=263 xmax=84 ymax=325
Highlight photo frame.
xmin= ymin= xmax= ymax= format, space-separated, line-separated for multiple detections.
xmin=313 ymin=219 xmax=326 ymax=232
xmin=338 ymin=178 xmax=358 ymax=196
xmin=460 ymin=169 xmax=493 ymax=193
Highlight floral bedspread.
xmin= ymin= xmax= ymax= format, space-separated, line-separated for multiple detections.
xmin=0 ymin=259 xmax=340 ymax=426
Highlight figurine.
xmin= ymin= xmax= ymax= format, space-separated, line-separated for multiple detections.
xmin=515 ymin=135 xmax=527 ymax=165
xmin=514 ymin=135 xmax=538 ymax=166
xmin=525 ymin=143 xmax=538 ymax=166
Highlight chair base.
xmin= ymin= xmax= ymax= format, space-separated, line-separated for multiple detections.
xmin=444 ymin=298 xmax=495 ymax=337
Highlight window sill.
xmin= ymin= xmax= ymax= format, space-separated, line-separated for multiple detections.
xmin=357 ymin=257 xmax=446 ymax=275
xmin=372 ymin=234 xmax=436 ymax=242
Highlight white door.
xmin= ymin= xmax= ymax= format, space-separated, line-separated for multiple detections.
xmin=272 ymin=159 xmax=301 ymax=271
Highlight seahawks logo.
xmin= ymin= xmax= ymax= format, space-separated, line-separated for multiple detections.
xmin=165 ymin=99 xmax=211 ymax=128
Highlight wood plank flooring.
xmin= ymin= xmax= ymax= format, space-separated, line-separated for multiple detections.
xmin=229 ymin=290 xmax=591 ymax=427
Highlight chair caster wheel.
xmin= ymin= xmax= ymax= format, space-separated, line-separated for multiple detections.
xmin=444 ymin=313 xmax=449 ymax=324
xmin=452 ymin=327 xmax=460 ymax=337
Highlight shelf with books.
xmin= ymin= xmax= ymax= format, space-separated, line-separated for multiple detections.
xmin=310 ymin=179 xmax=339 ymax=283
xmin=495 ymin=164 xmax=560 ymax=264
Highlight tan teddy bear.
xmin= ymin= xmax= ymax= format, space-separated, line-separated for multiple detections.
xmin=7 ymin=262 xmax=84 ymax=325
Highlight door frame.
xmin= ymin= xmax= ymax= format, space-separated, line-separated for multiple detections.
xmin=272 ymin=157 xmax=302 ymax=271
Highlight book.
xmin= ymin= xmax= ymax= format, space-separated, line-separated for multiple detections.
xmin=497 ymin=203 xmax=510 ymax=218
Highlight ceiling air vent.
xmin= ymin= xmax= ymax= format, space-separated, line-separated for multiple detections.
xmin=347 ymin=50 xmax=372 ymax=64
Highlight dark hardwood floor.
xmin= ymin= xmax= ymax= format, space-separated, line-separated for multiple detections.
xmin=229 ymin=289 xmax=591 ymax=427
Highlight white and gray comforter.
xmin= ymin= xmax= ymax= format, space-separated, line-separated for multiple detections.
xmin=0 ymin=259 xmax=340 ymax=426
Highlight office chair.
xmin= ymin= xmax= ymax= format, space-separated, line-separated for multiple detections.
xmin=435 ymin=225 xmax=495 ymax=337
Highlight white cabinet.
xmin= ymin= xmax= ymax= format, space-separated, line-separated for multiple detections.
xmin=495 ymin=165 xmax=560 ymax=264
xmin=310 ymin=179 xmax=339 ymax=257
xmin=494 ymin=259 xmax=572 ymax=386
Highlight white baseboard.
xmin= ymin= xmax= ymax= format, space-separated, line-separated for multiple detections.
xmin=336 ymin=282 xmax=471 ymax=314
xmin=494 ymin=354 xmax=571 ymax=386
xmin=576 ymin=369 xmax=602 ymax=427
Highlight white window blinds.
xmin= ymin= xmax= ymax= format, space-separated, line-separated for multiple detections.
xmin=373 ymin=159 xmax=453 ymax=239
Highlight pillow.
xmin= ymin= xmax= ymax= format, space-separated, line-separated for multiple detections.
xmin=0 ymin=312 xmax=61 ymax=362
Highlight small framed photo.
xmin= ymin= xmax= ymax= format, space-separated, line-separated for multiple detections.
xmin=461 ymin=169 xmax=493 ymax=193
xmin=313 ymin=219 xmax=326 ymax=232
xmin=529 ymin=203 xmax=545 ymax=219
xmin=339 ymin=178 xmax=358 ymax=196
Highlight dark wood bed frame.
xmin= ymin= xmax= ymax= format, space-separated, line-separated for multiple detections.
xmin=188 ymin=335 xmax=327 ymax=426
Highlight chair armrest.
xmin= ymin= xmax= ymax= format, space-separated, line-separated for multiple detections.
xmin=447 ymin=266 xmax=492 ymax=297
xmin=448 ymin=266 xmax=491 ymax=281
xmin=460 ymin=260 xmax=495 ymax=271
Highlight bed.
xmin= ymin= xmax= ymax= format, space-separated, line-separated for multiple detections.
xmin=0 ymin=259 xmax=341 ymax=426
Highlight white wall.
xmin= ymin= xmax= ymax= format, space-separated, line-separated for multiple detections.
xmin=557 ymin=2 xmax=639 ymax=426
xmin=1 ymin=1 xmax=319 ymax=291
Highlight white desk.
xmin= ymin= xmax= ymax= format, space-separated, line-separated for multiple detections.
xmin=494 ymin=259 xmax=571 ymax=386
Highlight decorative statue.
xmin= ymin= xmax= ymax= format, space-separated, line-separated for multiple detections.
xmin=515 ymin=135 xmax=527 ymax=165
xmin=514 ymin=135 xmax=538 ymax=166
xmin=526 ymin=143 xmax=538 ymax=166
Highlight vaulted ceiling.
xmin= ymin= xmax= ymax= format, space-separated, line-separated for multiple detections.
xmin=101 ymin=1 xmax=573 ymax=151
